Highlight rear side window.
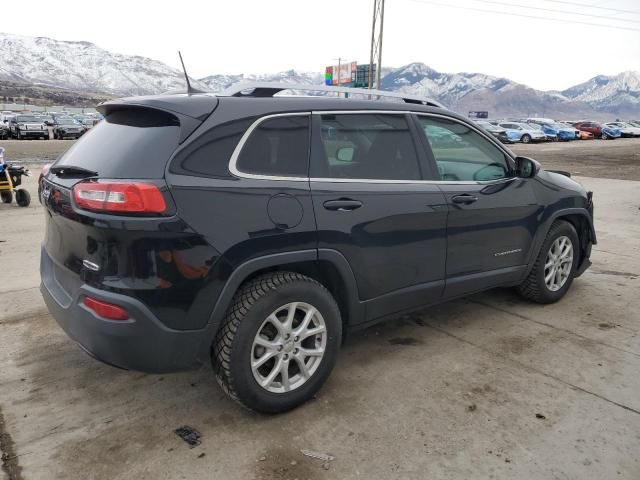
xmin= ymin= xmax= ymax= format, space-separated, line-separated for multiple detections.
xmin=235 ymin=115 xmax=309 ymax=177
xmin=53 ymin=108 xmax=180 ymax=179
xmin=169 ymin=118 xmax=254 ymax=178
xmin=312 ymin=113 xmax=421 ymax=180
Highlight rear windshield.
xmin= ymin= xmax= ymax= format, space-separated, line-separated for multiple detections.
xmin=53 ymin=108 xmax=180 ymax=179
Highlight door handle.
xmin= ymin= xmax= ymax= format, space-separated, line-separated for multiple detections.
xmin=323 ymin=199 xmax=363 ymax=211
xmin=451 ymin=194 xmax=478 ymax=205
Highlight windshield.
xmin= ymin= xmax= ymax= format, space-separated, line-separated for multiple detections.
xmin=17 ymin=115 xmax=39 ymax=122
xmin=477 ymin=121 xmax=497 ymax=130
xmin=58 ymin=118 xmax=77 ymax=125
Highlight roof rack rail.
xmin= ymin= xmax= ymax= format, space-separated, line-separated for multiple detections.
xmin=217 ymin=82 xmax=445 ymax=108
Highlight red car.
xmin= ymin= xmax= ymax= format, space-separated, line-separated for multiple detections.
xmin=573 ymin=121 xmax=602 ymax=138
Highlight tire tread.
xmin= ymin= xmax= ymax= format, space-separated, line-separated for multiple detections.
xmin=518 ymin=220 xmax=576 ymax=303
xmin=212 ymin=271 xmax=331 ymax=410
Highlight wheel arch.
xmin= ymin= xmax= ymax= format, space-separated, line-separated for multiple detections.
xmin=524 ymin=207 xmax=595 ymax=279
xmin=202 ymin=249 xmax=363 ymax=351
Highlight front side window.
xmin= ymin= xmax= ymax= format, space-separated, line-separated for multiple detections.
xmin=236 ymin=115 xmax=309 ymax=177
xmin=418 ymin=116 xmax=511 ymax=182
xmin=313 ymin=113 xmax=421 ymax=180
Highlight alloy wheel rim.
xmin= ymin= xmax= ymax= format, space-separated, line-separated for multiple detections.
xmin=251 ymin=302 xmax=327 ymax=394
xmin=544 ymin=235 xmax=573 ymax=292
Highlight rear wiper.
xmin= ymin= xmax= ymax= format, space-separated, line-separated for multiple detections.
xmin=50 ymin=165 xmax=98 ymax=178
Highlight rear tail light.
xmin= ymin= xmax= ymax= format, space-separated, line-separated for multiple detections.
xmin=39 ymin=163 xmax=51 ymax=183
xmin=73 ymin=181 xmax=166 ymax=214
xmin=83 ymin=296 xmax=129 ymax=320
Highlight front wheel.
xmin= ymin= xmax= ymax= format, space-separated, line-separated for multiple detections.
xmin=517 ymin=220 xmax=579 ymax=304
xmin=601 ymin=133 xmax=608 ymax=140
xmin=15 ymin=189 xmax=30 ymax=207
xmin=521 ymin=134 xmax=531 ymax=144
xmin=213 ymin=272 xmax=342 ymax=413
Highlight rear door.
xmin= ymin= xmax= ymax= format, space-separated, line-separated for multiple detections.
xmin=309 ymin=112 xmax=448 ymax=322
xmin=415 ymin=114 xmax=540 ymax=298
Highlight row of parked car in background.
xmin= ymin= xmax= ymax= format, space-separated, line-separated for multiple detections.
xmin=0 ymin=110 xmax=103 ymax=140
xmin=475 ymin=117 xmax=640 ymax=144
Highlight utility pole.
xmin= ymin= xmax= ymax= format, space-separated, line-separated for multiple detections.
xmin=368 ymin=0 xmax=385 ymax=90
xmin=335 ymin=57 xmax=343 ymax=86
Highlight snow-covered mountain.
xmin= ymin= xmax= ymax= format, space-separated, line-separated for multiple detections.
xmin=380 ymin=63 xmax=640 ymax=118
xmin=0 ymin=33 xmax=207 ymax=96
xmin=562 ymin=71 xmax=640 ymax=109
xmin=199 ymin=70 xmax=323 ymax=93
xmin=381 ymin=63 xmax=517 ymax=106
xmin=1 ymin=32 xmax=638 ymax=118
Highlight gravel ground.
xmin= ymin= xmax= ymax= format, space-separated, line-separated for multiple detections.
xmin=0 ymin=145 xmax=639 ymax=479
xmin=510 ymin=138 xmax=640 ymax=181
xmin=2 ymin=137 xmax=639 ymax=181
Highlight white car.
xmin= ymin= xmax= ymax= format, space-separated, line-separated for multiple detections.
xmin=498 ymin=122 xmax=547 ymax=143
xmin=604 ymin=122 xmax=640 ymax=138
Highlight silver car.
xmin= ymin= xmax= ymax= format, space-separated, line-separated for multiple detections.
xmin=498 ymin=122 xmax=547 ymax=143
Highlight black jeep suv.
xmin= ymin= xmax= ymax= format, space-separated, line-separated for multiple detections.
xmin=40 ymin=85 xmax=595 ymax=413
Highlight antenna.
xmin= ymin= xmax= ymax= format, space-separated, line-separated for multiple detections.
xmin=178 ymin=51 xmax=204 ymax=94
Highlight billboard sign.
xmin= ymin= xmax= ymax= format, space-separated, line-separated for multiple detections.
xmin=325 ymin=61 xmax=357 ymax=85
xmin=468 ymin=111 xmax=489 ymax=119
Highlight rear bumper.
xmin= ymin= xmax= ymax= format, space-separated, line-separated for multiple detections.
xmin=18 ymin=130 xmax=47 ymax=137
xmin=40 ymin=246 xmax=209 ymax=373
xmin=57 ymin=132 xmax=83 ymax=138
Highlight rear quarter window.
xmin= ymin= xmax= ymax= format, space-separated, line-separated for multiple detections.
xmin=53 ymin=107 xmax=180 ymax=179
xmin=169 ymin=117 xmax=255 ymax=178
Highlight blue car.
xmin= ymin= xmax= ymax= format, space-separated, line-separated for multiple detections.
xmin=545 ymin=123 xmax=577 ymax=142
xmin=602 ymin=125 xmax=621 ymax=139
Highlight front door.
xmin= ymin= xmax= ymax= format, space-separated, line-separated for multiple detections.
xmin=415 ymin=114 xmax=540 ymax=298
xmin=310 ymin=112 xmax=448 ymax=322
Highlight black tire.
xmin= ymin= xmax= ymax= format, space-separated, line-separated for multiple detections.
xmin=1 ymin=191 xmax=12 ymax=204
xmin=517 ymin=220 xmax=579 ymax=304
xmin=15 ymin=189 xmax=30 ymax=207
xmin=521 ymin=134 xmax=531 ymax=144
xmin=213 ymin=271 xmax=342 ymax=413
xmin=601 ymin=133 xmax=608 ymax=140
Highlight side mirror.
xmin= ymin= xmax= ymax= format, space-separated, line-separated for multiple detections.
xmin=336 ymin=146 xmax=355 ymax=162
xmin=515 ymin=156 xmax=540 ymax=178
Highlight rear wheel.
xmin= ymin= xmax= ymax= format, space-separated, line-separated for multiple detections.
xmin=15 ymin=189 xmax=30 ymax=207
xmin=517 ymin=220 xmax=579 ymax=304
xmin=213 ymin=272 xmax=342 ymax=413
xmin=1 ymin=191 xmax=12 ymax=204
xmin=521 ymin=134 xmax=531 ymax=144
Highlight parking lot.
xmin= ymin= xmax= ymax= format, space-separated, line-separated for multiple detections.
xmin=1 ymin=139 xmax=639 ymax=479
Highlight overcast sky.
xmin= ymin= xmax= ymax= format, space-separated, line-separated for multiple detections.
xmin=8 ymin=0 xmax=640 ymax=90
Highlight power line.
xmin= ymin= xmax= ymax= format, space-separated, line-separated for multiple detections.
xmin=405 ymin=0 xmax=640 ymax=32
xmin=540 ymin=0 xmax=640 ymax=16
xmin=472 ymin=0 xmax=640 ymax=24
